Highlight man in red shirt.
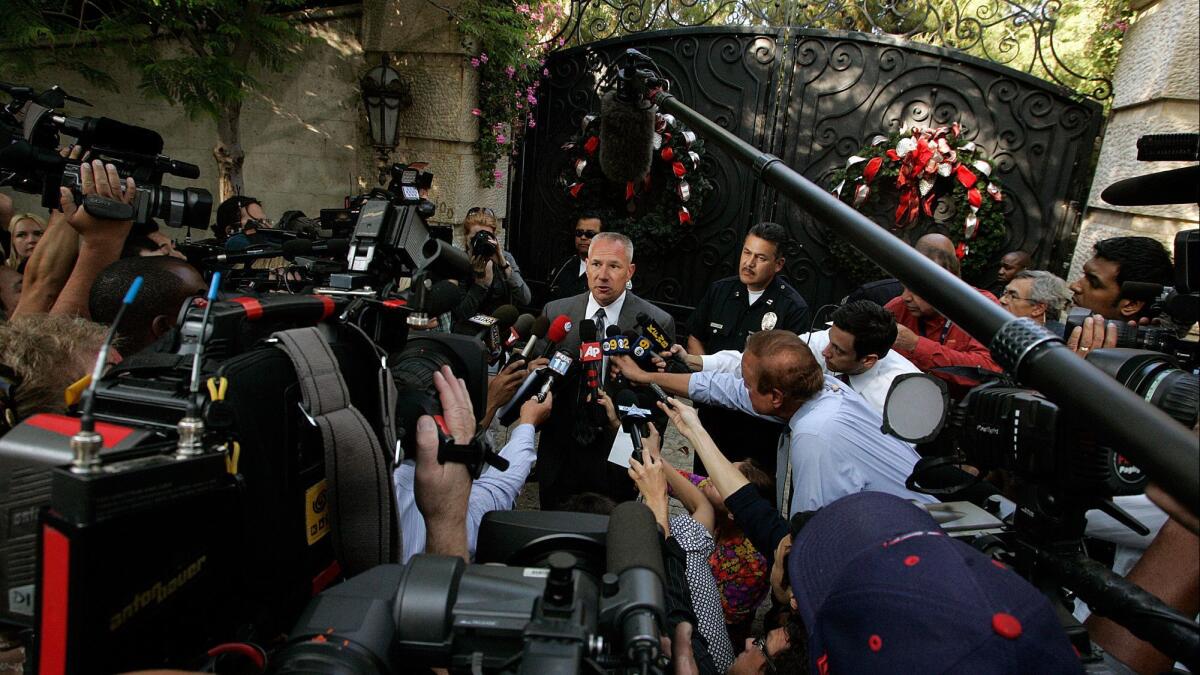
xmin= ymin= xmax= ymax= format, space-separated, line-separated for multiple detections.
xmin=884 ymin=234 xmax=1002 ymax=391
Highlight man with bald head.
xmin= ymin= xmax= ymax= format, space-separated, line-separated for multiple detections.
xmin=89 ymin=256 xmax=208 ymax=356
xmin=995 ymin=250 xmax=1031 ymax=294
xmin=611 ymin=329 xmax=934 ymax=514
xmin=885 ymin=232 xmax=1002 ymax=390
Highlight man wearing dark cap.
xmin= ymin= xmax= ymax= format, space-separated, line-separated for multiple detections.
xmin=787 ymin=491 xmax=1084 ymax=674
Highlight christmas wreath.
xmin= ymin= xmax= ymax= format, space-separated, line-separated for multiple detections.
xmin=560 ymin=111 xmax=713 ymax=256
xmin=827 ymin=124 xmax=1007 ymax=286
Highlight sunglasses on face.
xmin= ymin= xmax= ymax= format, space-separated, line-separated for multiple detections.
xmin=467 ymin=207 xmax=496 ymax=218
xmin=574 ymin=229 xmax=598 ymax=239
xmin=753 ymin=636 xmax=778 ymax=674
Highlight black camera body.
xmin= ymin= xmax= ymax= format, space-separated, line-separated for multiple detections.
xmin=269 ymin=505 xmax=668 ymax=675
xmin=0 ymin=93 xmax=213 ymax=229
xmin=470 ymin=229 xmax=498 ymax=258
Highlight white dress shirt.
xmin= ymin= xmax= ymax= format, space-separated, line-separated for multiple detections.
xmin=698 ymin=329 xmax=920 ymax=416
xmin=395 ymin=423 xmax=537 ymax=562
xmin=584 ymin=290 xmax=627 ymax=330
xmin=688 ymin=371 xmax=936 ymax=514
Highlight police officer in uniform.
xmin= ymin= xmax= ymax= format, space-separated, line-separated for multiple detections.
xmin=547 ymin=211 xmax=603 ymax=302
xmin=686 ymin=222 xmax=810 ymax=476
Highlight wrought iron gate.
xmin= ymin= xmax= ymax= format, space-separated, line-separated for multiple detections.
xmin=508 ymin=27 xmax=1103 ymax=325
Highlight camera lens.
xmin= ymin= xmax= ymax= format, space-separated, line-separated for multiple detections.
xmin=1086 ymin=350 xmax=1198 ymax=427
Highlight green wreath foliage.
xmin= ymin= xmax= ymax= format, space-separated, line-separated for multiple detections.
xmin=560 ymin=112 xmax=713 ymax=257
xmin=826 ymin=128 xmax=1008 ymax=288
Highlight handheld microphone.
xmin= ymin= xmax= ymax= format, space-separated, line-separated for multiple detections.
xmin=507 ymin=313 xmax=535 ymax=350
xmin=72 ymin=275 xmax=143 ymax=473
xmin=202 ymin=246 xmax=283 ymax=265
xmin=636 ymin=312 xmax=690 ymax=374
xmin=280 ymin=238 xmax=350 ymax=260
xmin=407 ymin=279 xmax=464 ymax=328
xmin=614 ymin=389 xmax=651 ymax=459
xmin=605 ymin=501 xmax=665 ymax=668
xmin=598 ymin=89 xmax=656 ymax=184
xmin=625 ymin=329 xmax=657 ymax=365
xmin=540 ymin=314 xmax=574 ymax=359
xmin=520 ymin=315 xmax=551 ymax=359
xmin=492 ymin=304 xmax=521 ymax=338
xmin=579 ymin=319 xmax=603 ymax=415
xmin=536 ymin=350 xmax=574 ymax=403
xmin=1100 ymin=165 xmax=1199 ymax=207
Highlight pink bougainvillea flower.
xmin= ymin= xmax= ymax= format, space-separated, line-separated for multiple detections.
xmin=471 ymin=108 xmax=482 ymax=116
xmin=480 ymin=53 xmax=489 ymax=63
xmin=528 ymin=119 xmax=537 ymax=128
xmin=496 ymin=134 xmax=508 ymax=144
xmin=493 ymin=169 xmax=503 ymax=179
xmin=505 ymin=65 xmax=516 ymax=78
xmin=470 ymin=58 xmax=480 ymax=68
xmin=543 ymin=68 xmax=550 ymax=76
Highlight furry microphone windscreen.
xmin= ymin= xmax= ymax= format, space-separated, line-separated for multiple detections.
xmin=599 ymin=90 xmax=656 ymax=185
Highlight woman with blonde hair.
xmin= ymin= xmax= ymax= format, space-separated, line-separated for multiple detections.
xmin=454 ymin=206 xmax=530 ymax=319
xmin=7 ymin=213 xmax=47 ymax=271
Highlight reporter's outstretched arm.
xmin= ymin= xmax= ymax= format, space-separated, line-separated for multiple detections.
xmin=414 ymin=366 xmax=477 ymax=560
xmin=51 ymin=160 xmax=136 ymax=318
xmin=608 ymin=354 xmax=692 ymax=395
xmin=658 ymin=399 xmax=749 ymax=500
xmin=647 ymin=424 xmax=716 ymax=533
xmin=628 ymin=453 xmax=671 ymax=536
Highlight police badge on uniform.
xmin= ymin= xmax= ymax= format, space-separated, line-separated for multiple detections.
xmin=761 ymin=312 xmax=777 ymax=330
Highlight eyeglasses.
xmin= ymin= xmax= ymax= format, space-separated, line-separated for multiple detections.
xmin=1001 ymin=289 xmax=1039 ymax=304
xmin=467 ymin=207 xmax=496 ymax=218
xmin=574 ymin=229 xmax=598 ymax=239
xmin=753 ymin=636 xmax=778 ymax=674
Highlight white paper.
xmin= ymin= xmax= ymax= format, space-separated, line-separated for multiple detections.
xmin=607 ymin=431 xmax=636 ymax=468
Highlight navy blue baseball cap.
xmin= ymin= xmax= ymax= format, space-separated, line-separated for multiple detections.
xmin=788 ymin=491 xmax=1083 ymax=674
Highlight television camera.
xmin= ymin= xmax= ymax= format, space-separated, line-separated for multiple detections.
xmin=0 ymin=81 xmax=213 ymax=229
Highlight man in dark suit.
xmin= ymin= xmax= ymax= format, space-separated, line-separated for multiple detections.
xmin=537 ymin=231 xmax=676 ymax=508
xmin=546 ymin=210 xmax=603 ymax=302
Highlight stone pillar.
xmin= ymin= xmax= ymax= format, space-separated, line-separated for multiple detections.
xmin=360 ymin=0 xmax=507 ymax=238
xmin=1067 ymin=0 xmax=1199 ymax=281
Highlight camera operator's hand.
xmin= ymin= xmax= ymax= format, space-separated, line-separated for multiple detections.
xmin=435 ymin=365 xmax=476 ymax=443
xmin=62 ymin=160 xmax=136 ymax=240
xmin=609 ymin=354 xmax=652 ymax=384
xmin=413 ymin=366 xmax=477 ymax=560
xmin=471 ymin=255 xmax=494 ymax=288
xmin=893 ymin=324 xmax=919 ymax=352
xmin=1067 ymin=313 xmax=1117 ymax=358
xmin=518 ymin=392 xmax=553 ymax=427
xmin=593 ymin=389 xmax=621 ymax=431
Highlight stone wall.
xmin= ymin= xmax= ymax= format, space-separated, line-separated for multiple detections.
xmin=1068 ymin=0 xmax=1199 ymax=281
xmin=361 ymin=0 xmax=509 ymax=241
xmin=5 ymin=1 xmax=506 ymax=240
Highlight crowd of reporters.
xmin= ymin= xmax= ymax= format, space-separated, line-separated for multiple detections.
xmin=0 ymin=146 xmax=1195 ymax=675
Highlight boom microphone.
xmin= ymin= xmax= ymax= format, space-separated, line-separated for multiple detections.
xmin=201 ymin=246 xmax=283 ymax=264
xmin=59 ymin=115 xmax=165 ymax=156
xmin=281 ymin=238 xmax=350 ymax=259
xmin=605 ymin=502 xmax=665 ymax=668
xmin=1100 ymin=165 xmax=1200 ymax=207
xmin=540 ymin=314 xmax=573 ymax=359
xmin=520 ymin=315 xmax=551 ymax=359
xmin=598 ymin=89 xmax=656 ymax=184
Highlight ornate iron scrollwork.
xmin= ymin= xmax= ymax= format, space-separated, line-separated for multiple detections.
xmin=542 ymin=0 xmax=1112 ymax=101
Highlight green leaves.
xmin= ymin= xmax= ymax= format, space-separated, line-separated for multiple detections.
xmin=1 ymin=0 xmax=305 ymax=121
